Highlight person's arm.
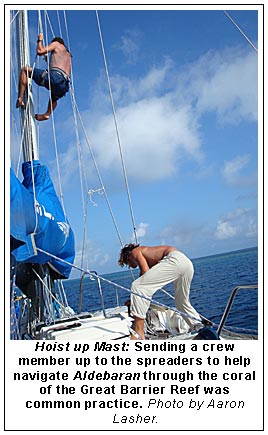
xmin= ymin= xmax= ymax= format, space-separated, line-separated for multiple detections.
xmin=132 ymin=250 xmax=149 ymax=276
xmin=36 ymin=33 xmax=56 ymax=56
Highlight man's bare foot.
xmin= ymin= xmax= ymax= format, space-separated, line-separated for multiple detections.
xmin=16 ymin=98 xmax=25 ymax=108
xmin=35 ymin=113 xmax=50 ymax=121
xmin=130 ymin=328 xmax=145 ymax=340
xmin=130 ymin=334 xmax=145 ymax=340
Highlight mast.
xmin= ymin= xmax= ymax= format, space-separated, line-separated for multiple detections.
xmin=16 ymin=10 xmax=38 ymax=162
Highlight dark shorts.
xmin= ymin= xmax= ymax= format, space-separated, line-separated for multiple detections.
xmin=32 ymin=68 xmax=70 ymax=102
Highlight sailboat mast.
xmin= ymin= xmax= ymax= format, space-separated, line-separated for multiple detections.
xmin=16 ymin=10 xmax=38 ymax=162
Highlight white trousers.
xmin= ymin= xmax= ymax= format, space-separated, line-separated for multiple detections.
xmin=131 ymin=251 xmax=201 ymax=327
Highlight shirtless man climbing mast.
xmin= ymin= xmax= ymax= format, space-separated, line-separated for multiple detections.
xmin=17 ymin=33 xmax=71 ymax=121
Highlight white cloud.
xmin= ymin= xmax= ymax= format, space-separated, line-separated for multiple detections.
xmin=74 ymin=242 xmax=110 ymax=272
xmin=114 ymin=28 xmax=143 ymax=64
xmin=155 ymin=206 xmax=257 ymax=257
xmin=245 ymin=218 xmax=257 ymax=238
xmin=221 ymin=154 xmax=251 ymax=186
xmin=132 ymin=222 xmax=149 ymax=242
xmin=62 ymin=44 xmax=257 ymax=188
xmin=89 ymin=96 xmax=203 ymax=183
xmin=136 ymin=59 xmax=173 ymax=97
xmin=214 ymin=221 xmax=237 ymax=240
xmin=180 ymin=48 xmax=258 ymax=124
xmin=214 ymin=207 xmax=257 ymax=240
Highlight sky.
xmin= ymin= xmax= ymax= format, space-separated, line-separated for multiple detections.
xmin=9 ymin=5 xmax=261 ymax=277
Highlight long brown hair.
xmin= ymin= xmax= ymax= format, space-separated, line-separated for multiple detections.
xmin=118 ymin=243 xmax=139 ymax=267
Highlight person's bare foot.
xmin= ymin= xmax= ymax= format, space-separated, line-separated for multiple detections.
xmin=130 ymin=334 xmax=145 ymax=340
xmin=16 ymin=98 xmax=25 ymax=108
xmin=35 ymin=113 xmax=50 ymax=121
xmin=130 ymin=328 xmax=145 ymax=340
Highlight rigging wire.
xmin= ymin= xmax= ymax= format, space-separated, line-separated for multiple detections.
xmin=10 ymin=30 xmax=22 ymax=173
xmin=63 ymin=10 xmax=91 ymax=273
xmin=35 ymin=10 xmax=44 ymax=155
xmin=44 ymin=10 xmax=55 ymax=39
xmin=11 ymin=11 xmax=258 ymax=339
xmin=96 ymin=10 xmax=139 ymax=245
xmin=70 ymin=90 xmax=125 ymax=247
xmin=10 ymin=13 xmax=25 ymax=175
xmin=62 ymin=10 xmax=126 ymax=274
xmin=56 ymin=10 xmax=63 ymax=38
xmin=36 ymin=246 xmax=203 ymax=326
xmin=36 ymin=247 xmax=258 ymax=336
xmin=223 ymin=10 xmax=258 ymax=53
xmin=32 ymin=268 xmax=74 ymax=319
xmin=42 ymin=10 xmax=67 ymax=220
xmin=13 ymin=11 xmax=39 ymax=232
xmin=64 ymin=10 xmax=121 ymax=271
xmin=64 ymin=11 xmax=136 ymax=283
xmin=10 ymin=10 xmax=19 ymax=26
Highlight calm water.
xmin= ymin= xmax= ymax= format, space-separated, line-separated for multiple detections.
xmin=64 ymin=247 xmax=258 ymax=333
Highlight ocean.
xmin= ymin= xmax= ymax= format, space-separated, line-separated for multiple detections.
xmin=64 ymin=247 xmax=258 ymax=333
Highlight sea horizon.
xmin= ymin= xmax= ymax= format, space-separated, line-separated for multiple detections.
xmin=64 ymin=245 xmax=258 ymax=332
xmin=67 ymin=245 xmax=258 ymax=282
xmin=191 ymin=245 xmax=257 ymax=262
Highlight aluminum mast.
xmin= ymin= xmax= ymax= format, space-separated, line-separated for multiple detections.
xmin=16 ymin=10 xmax=38 ymax=162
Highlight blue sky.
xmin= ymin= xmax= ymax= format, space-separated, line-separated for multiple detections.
xmin=9 ymin=6 xmax=260 ymax=276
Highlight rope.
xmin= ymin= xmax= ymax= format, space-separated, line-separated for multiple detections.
xmin=11 ymin=241 xmax=258 ymax=337
xmin=10 ymin=10 xmax=20 ymax=26
xmin=88 ymin=187 xmax=104 ymax=206
xmin=41 ymin=11 xmax=67 ymax=221
xmin=96 ymin=10 xmax=138 ymax=245
xmin=36 ymin=11 xmax=43 ymax=153
xmin=35 ymin=247 xmax=259 ymax=338
xmin=70 ymin=89 xmax=125 ymax=247
xmin=15 ymin=10 xmax=40 ymax=233
xmin=57 ymin=11 xmax=63 ymax=38
xmin=55 ymin=11 xmax=125 ymax=274
xmin=38 ymin=10 xmax=44 ymax=36
xmin=62 ymin=10 xmax=91 ymax=273
xmin=11 ymin=10 xmax=258 ymax=339
xmin=64 ymin=11 xmax=136 ymax=280
xmin=32 ymin=268 xmax=74 ymax=320
xmin=223 ymin=11 xmax=258 ymax=53
xmin=44 ymin=10 xmax=55 ymax=39
xmin=36 ymin=246 xmax=204 ymax=325
xmin=10 ymin=276 xmax=22 ymax=340
xmin=10 ymin=18 xmax=24 ymax=174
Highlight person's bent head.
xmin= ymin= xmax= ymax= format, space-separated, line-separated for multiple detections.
xmin=51 ymin=37 xmax=65 ymax=45
xmin=118 ymin=243 xmax=139 ymax=267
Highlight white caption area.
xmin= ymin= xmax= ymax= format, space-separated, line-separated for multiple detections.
xmin=5 ymin=340 xmax=263 ymax=431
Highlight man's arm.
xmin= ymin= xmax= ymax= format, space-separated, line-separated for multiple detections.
xmin=36 ymin=33 xmax=57 ymax=56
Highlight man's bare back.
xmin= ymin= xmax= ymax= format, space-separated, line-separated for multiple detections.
xmin=37 ymin=40 xmax=71 ymax=75
xmin=16 ymin=34 xmax=72 ymax=120
xmin=118 ymin=243 xmax=199 ymax=340
xmin=49 ymin=44 xmax=71 ymax=75
xmin=129 ymin=245 xmax=177 ymax=274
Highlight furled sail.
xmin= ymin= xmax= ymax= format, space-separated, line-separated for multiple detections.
xmin=11 ymin=160 xmax=75 ymax=278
